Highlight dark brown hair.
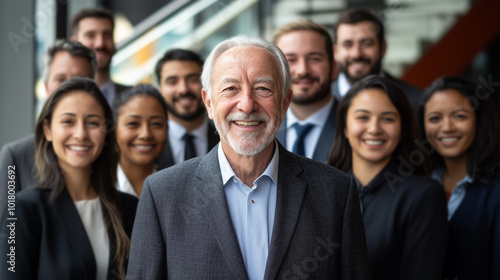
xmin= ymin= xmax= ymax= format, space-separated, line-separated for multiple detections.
xmin=327 ymin=75 xmax=419 ymax=173
xmin=334 ymin=8 xmax=385 ymax=49
xmin=71 ymin=7 xmax=114 ymax=36
xmin=34 ymin=77 xmax=129 ymax=278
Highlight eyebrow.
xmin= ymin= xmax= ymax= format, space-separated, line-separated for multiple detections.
xmin=425 ymin=108 xmax=469 ymax=117
xmin=354 ymin=109 xmax=398 ymax=116
xmin=165 ymin=73 xmax=200 ymax=80
xmin=58 ymin=113 xmax=102 ymax=119
xmin=124 ymin=114 xmax=164 ymax=119
xmin=254 ymin=77 xmax=276 ymax=85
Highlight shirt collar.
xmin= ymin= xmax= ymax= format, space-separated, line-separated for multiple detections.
xmin=168 ymin=118 xmax=209 ymax=141
xmin=431 ymin=168 xmax=474 ymax=188
xmin=338 ymin=73 xmax=351 ymax=98
xmin=286 ymin=96 xmax=334 ymax=129
xmin=117 ymin=164 xmax=138 ymax=197
xmin=218 ymin=141 xmax=279 ymax=186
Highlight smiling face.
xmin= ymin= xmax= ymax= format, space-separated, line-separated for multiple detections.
xmin=73 ymin=17 xmax=115 ymax=71
xmin=345 ymin=88 xmax=401 ymax=167
xmin=43 ymin=91 xmax=106 ymax=173
xmin=158 ymin=60 xmax=205 ymax=122
xmin=116 ymin=96 xmax=167 ymax=167
xmin=334 ymin=21 xmax=385 ymax=84
xmin=276 ymin=30 xmax=331 ymax=105
xmin=424 ymin=89 xmax=476 ymax=161
xmin=203 ymin=45 xmax=292 ymax=157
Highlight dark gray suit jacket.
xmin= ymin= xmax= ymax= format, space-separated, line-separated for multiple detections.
xmin=127 ymin=142 xmax=370 ymax=279
xmin=155 ymin=120 xmax=219 ymax=170
xmin=0 ymin=134 xmax=36 ymax=220
xmin=331 ymin=72 xmax=422 ymax=112
xmin=276 ymin=101 xmax=338 ymax=163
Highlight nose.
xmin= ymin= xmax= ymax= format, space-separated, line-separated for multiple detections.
xmin=177 ymin=79 xmax=188 ymax=95
xmin=74 ymin=121 xmax=89 ymax=140
xmin=367 ymin=118 xmax=382 ymax=134
xmin=442 ymin=117 xmax=455 ymax=132
xmin=237 ymin=88 xmax=258 ymax=114
xmin=295 ymin=58 xmax=309 ymax=77
xmin=138 ymin=123 xmax=152 ymax=140
xmin=350 ymin=45 xmax=362 ymax=59
xmin=94 ymin=34 xmax=104 ymax=48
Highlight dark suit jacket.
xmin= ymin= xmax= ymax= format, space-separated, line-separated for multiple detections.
xmin=114 ymin=82 xmax=131 ymax=99
xmin=155 ymin=120 xmax=219 ymax=170
xmin=276 ymin=101 xmax=338 ymax=163
xmin=0 ymin=134 xmax=36 ymax=221
xmin=331 ymin=72 xmax=422 ymax=112
xmin=127 ymin=142 xmax=371 ymax=279
xmin=0 ymin=188 xmax=138 ymax=280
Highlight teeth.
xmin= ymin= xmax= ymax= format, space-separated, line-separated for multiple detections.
xmin=68 ymin=146 xmax=90 ymax=151
xmin=365 ymin=140 xmax=383 ymax=145
xmin=440 ymin=137 xmax=458 ymax=143
xmin=235 ymin=121 xmax=260 ymax=127
xmin=135 ymin=145 xmax=153 ymax=150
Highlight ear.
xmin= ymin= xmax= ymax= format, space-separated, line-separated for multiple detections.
xmin=43 ymin=119 xmax=53 ymax=142
xmin=70 ymin=35 xmax=77 ymax=41
xmin=201 ymin=89 xmax=214 ymax=120
xmin=44 ymin=82 xmax=50 ymax=98
xmin=380 ymin=40 xmax=387 ymax=58
xmin=281 ymin=89 xmax=293 ymax=120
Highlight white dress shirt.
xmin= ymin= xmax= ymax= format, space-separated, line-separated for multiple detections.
xmin=219 ymin=142 xmax=279 ymax=280
xmin=168 ymin=118 xmax=209 ymax=164
xmin=285 ymin=97 xmax=334 ymax=158
xmin=74 ymin=197 xmax=109 ymax=280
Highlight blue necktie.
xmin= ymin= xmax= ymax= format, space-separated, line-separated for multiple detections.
xmin=292 ymin=123 xmax=314 ymax=157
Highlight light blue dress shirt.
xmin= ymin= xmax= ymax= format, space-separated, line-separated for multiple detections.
xmin=219 ymin=143 xmax=278 ymax=280
xmin=432 ymin=169 xmax=474 ymax=220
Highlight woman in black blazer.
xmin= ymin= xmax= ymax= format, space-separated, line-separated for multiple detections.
xmin=327 ymin=76 xmax=448 ymax=280
xmin=1 ymin=77 xmax=138 ymax=280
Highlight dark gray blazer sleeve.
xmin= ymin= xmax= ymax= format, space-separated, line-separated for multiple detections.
xmin=127 ymin=179 xmax=167 ymax=279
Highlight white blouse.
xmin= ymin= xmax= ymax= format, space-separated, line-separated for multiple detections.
xmin=74 ymin=197 xmax=109 ymax=280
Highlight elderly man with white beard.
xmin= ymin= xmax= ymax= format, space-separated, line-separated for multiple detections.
xmin=126 ymin=36 xmax=370 ymax=280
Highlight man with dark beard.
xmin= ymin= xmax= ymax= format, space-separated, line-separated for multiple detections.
xmin=71 ymin=7 xmax=130 ymax=106
xmin=332 ymin=8 xmax=421 ymax=110
xmin=154 ymin=49 xmax=219 ymax=169
xmin=274 ymin=19 xmax=337 ymax=163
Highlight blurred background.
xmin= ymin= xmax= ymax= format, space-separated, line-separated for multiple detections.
xmin=1 ymin=0 xmax=499 ymax=147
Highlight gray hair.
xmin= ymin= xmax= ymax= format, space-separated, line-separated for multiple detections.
xmin=41 ymin=39 xmax=97 ymax=82
xmin=201 ymin=35 xmax=291 ymax=101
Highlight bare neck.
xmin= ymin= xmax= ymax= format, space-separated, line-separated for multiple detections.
xmin=63 ymin=168 xmax=97 ymax=201
xmin=352 ymin=157 xmax=390 ymax=187
xmin=119 ymin=160 xmax=154 ymax=197
xmin=95 ymin=69 xmax=110 ymax=87
xmin=442 ymin=156 xmax=468 ymax=193
xmin=222 ymin=141 xmax=275 ymax=187
xmin=289 ymin=94 xmax=331 ymax=121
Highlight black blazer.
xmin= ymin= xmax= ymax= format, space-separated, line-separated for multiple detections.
xmin=155 ymin=120 xmax=219 ymax=170
xmin=0 ymin=188 xmax=138 ymax=280
xmin=351 ymin=159 xmax=448 ymax=280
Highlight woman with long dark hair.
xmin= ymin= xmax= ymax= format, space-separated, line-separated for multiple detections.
xmin=112 ymin=84 xmax=168 ymax=197
xmin=327 ymin=75 xmax=448 ymax=280
xmin=418 ymin=76 xmax=500 ymax=280
xmin=1 ymin=77 xmax=137 ymax=280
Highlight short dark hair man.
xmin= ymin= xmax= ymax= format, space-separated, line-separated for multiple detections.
xmin=333 ymin=8 xmax=421 ymax=110
xmin=0 ymin=40 xmax=95 ymax=219
xmin=273 ymin=19 xmax=337 ymax=163
xmin=154 ymin=49 xmax=218 ymax=169
xmin=71 ymin=7 xmax=130 ymax=105
xmin=127 ymin=36 xmax=370 ymax=279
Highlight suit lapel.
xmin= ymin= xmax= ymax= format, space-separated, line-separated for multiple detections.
xmin=195 ymin=147 xmax=249 ymax=280
xmin=156 ymin=138 xmax=175 ymax=170
xmin=51 ymin=189 xmax=96 ymax=279
xmin=264 ymin=145 xmax=307 ymax=279
xmin=312 ymin=100 xmax=337 ymax=163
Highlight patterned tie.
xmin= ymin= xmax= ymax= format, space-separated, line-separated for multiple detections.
xmin=183 ymin=133 xmax=197 ymax=160
xmin=292 ymin=123 xmax=314 ymax=157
